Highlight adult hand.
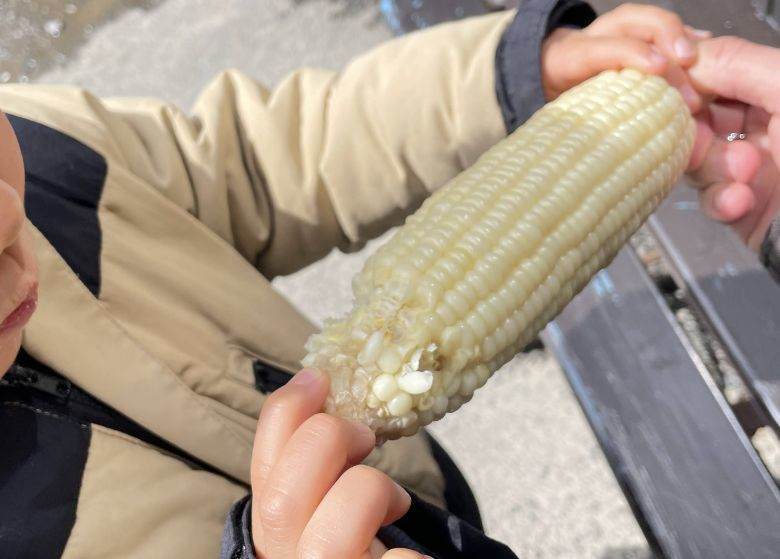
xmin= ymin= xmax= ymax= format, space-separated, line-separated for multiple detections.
xmin=250 ymin=368 xmax=428 ymax=559
xmin=687 ymin=37 xmax=780 ymax=250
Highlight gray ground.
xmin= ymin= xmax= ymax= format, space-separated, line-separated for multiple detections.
xmin=1 ymin=0 xmax=651 ymax=556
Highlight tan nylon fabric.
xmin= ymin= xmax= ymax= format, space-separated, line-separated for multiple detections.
xmin=1 ymin=11 xmax=510 ymax=553
xmin=61 ymin=425 xmax=247 ymax=559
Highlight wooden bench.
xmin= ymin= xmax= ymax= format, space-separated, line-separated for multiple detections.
xmin=384 ymin=1 xmax=780 ymax=556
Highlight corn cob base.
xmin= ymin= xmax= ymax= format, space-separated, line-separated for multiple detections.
xmin=303 ymin=69 xmax=695 ymax=440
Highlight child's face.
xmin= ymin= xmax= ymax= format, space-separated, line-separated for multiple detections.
xmin=0 ymin=112 xmax=37 ymax=376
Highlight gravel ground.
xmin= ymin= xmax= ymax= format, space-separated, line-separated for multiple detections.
xmin=2 ymin=1 xmax=652 ymax=556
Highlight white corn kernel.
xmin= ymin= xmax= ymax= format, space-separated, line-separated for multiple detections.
xmin=387 ymin=393 xmax=413 ymax=417
xmin=358 ymin=330 xmax=385 ymax=366
xmin=372 ymin=374 xmax=398 ymax=402
xmin=377 ymin=348 xmax=402 ymax=374
xmin=459 ymin=371 xmax=477 ymax=397
xmin=432 ymin=395 xmax=449 ymax=416
xmin=397 ymin=369 xmax=434 ymax=395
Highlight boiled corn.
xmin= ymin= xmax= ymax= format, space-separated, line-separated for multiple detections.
xmin=303 ymin=69 xmax=695 ymax=440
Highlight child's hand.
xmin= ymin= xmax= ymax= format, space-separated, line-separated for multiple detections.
xmin=250 ymin=368 xmax=426 ymax=559
xmin=541 ymin=3 xmax=708 ymax=111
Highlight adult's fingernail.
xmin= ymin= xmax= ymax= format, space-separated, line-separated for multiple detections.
xmin=674 ymin=37 xmax=695 ymax=60
xmin=292 ymin=368 xmax=322 ymax=386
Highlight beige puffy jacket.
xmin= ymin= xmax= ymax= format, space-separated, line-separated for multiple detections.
xmin=1 ymin=11 xmax=515 ymax=558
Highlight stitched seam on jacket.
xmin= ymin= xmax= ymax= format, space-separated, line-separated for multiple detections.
xmin=29 ymin=228 xmax=252 ymax=450
xmin=0 ymin=400 xmax=90 ymax=431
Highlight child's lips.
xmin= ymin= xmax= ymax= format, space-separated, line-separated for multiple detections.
xmin=0 ymin=285 xmax=38 ymax=335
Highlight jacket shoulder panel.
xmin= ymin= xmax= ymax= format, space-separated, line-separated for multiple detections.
xmin=9 ymin=114 xmax=107 ymax=296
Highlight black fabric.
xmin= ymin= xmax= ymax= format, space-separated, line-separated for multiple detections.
xmin=759 ymin=216 xmax=780 ymax=283
xmin=221 ymin=495 xmax=256 ymax=559
xmin=253 ymin=361 xmax=293 ymax=394
xmin=382 ymin=492 xmax=518 ymax=558
xmin=426 ymin=433 xmax=483 ymax=532
xmin=8 ymin=114 xmax=107 ymax=296
xmin=0 ymin=380 xmax=91 ymax=558
xmin=495 ymin=0 xmax=597 ymax=133
xmin=222 ymin=492 xmax=518 ymax=559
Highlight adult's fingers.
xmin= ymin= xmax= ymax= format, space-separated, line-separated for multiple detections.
xmin=251 ymin=369 xmax=329 ymax=493
xmin=706 ymin=100 xmax=749 ymax=136
xmin=688 ymin=135 xmax=762 ymax=186
xmin=689 ymin=36 xmax=780 ymax=115
xmin=256 ymin=414 xmax=375 ymax=559
xmin=663 ymin=61 xmax=702 ymax=112
xmin=698 ymin=181 xmax=755 ymax=224
xmin=299 ymin=465 xmax=411 ymax=559
xmin=586 ymin=3 xmax=694 ymax=66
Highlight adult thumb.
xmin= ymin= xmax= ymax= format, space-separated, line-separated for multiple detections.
xmin=689 ymin=36 xmax=780 ymax=115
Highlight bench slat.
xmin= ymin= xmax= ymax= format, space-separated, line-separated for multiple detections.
xmin=649 ymin=187 xmax=780 ymax=429
xmin=543 ymin=248 xmax=780 ymax=559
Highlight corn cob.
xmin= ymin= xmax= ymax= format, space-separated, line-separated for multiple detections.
xmin=303 ymin=69 xmax=694 ymax=440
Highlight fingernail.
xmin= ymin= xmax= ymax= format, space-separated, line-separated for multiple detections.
xmin=394 ymin=481 xmax=411 ymax=506
xmin=690 ymin=27 xmax=713 ymax=39
xmin=292 ymin=368 xmax=322 ymax=386
xmin=674 ymin=37 xmax=695 ymax=60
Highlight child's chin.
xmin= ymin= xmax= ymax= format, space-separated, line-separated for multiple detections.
xmin=0 ymin=329 xmax=22 ymax=377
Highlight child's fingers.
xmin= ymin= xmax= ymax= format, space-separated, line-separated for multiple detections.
xmin=586 ymin=3 xmax=694 ymax=66
xmin=685 ymin=25 xmax=713 ymax=41
xmin=300 ymin=465 xmax=411 ymax=559
xmin=251 ymin=369 xmax=329 ymax=492
xmin=542 ymin=33 xmax=669 ymax=99
xmin=663 ymin=62 xmax=702 ymax=113
xmin=572 ymin=36 xmax=667 ymax=80
xmin=256 ymin=413 xmax=375 ymax=558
